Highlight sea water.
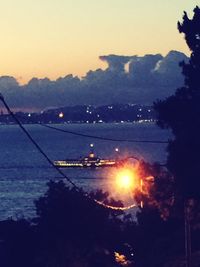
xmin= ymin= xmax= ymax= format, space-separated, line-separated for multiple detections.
xmin=0 ymin=122 xmax=171 ymax=220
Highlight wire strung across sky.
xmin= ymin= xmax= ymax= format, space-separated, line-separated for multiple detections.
xmin=0 ymin=94 xmax=139 ymax=211
xmin=0 ymin=94 xmax=78 ymax=189
xmin=40 ymin=124 xmax=169 ymax=144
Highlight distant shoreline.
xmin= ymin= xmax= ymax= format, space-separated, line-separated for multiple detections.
xmin=0 ymin=120 xmax=157 ymax=126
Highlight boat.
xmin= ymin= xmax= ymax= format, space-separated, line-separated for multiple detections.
xmin=53 ymin=144 xmax=117 ymax=168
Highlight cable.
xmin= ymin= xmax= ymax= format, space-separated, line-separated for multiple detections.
xmin=40 ymin=124 xmax=167 ymax=166
xmin=0 ymin=94 xmax=78 ymax=190
xmin=0 ymin=94 xmax=137 ymax=211
xmin=40 ymin=124 xmax=169 ymax=144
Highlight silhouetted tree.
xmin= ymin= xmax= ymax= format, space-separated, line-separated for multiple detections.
xmin=0 ymin=181 xmax=136 ymax=267
xmin=126 ymin=161 xmax=185 ymax=267
xmin=154 ymin=7 xmax=200 ymax=267
xmin=0 ymin=219 xmax=36 ymax=267
xmin=135 ymin=161 xmax=175 ymax=219
xmin=154 ymin=6 xmax=200 ymax=199
xmin=33 ymin=180 xmax=128 ymax=267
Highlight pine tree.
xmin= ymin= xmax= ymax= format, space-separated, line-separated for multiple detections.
xmin=154 ymin=6 xmax=200 ymax=199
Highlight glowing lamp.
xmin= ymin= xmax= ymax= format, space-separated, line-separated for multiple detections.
xmin=116 ymin=169 xmax=136 ymax=190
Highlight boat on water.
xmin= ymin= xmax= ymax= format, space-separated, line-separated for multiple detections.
xmin=54 ymin=144 xmax=117 ymax=168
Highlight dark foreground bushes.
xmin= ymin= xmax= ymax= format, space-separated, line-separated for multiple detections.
xmin=0 ymin=180 xmax=199 ymax=267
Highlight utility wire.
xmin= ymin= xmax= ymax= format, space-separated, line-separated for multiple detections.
xmin=0 ymin=94 xmax=138 ymax=211
xmin=40 ymin=123 xmax=169 ymax=144
xmin=41 ymin=125 xmax=167 ymax=165
xmin=0 ymin=94 xmax=78 ymax=189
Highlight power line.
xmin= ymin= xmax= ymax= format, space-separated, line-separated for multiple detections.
xmin=0 ymin=94 xmax=79 ymax=190
xmin=0 ymin=94 xmax=137 ymax=211
xmin=40 ymin=124 xmax=167 ymax=165
xmin=40 ymin=123 xmax=169 ymax=144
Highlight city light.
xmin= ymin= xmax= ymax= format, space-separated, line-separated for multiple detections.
xmin=114 ymin=252 xmax=131 ymax=266
xmin=58 ymin=112 xmax=64 ymax=118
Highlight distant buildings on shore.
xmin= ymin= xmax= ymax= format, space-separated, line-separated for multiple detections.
xmin=0 ymin=104 xmax=157 ymax=124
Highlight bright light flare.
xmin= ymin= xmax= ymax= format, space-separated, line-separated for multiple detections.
xmin=116 ymin=168 xmax=139 ymax=191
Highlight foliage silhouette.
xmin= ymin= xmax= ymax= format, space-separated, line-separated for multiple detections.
xmin=0 ymin=181 xmax=133 ymax=267
xmin=2 ymin=7 xmax=200 ymax=267
xmin=154 ymin=6 xmax=200 ymax=199
xmin=33 ymin=180 xmax=127 ymax=267
xmin=153 ymin=6 xmax=200 ymax=266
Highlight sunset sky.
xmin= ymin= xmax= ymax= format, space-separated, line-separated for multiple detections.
xmin=0 ymin=0 xmax=199 ymax=84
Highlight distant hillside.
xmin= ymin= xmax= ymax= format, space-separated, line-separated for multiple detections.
xmin=0 ymin=104 xmax=156 ymax=124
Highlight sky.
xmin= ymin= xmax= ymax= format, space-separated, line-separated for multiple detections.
xmin=0 ymin=0 xmax=199 ymax=84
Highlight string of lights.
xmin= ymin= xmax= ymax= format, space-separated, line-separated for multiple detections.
xmin=0 ymin=94 xmax=137 ymax=211
xmin=94 ymin=199 xmax=137 ymax=210
xmin=40 ymin=124 xmax=169 ymax=144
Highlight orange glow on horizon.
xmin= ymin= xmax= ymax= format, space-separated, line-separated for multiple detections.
xmin=0 ymin=1 xmax=193 ymax=84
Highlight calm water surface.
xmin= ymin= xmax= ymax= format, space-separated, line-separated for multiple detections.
xmin=0 ymin=123 xmax=171 ymax=220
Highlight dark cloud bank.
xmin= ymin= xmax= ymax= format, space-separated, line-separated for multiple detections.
xmin=0 ymin=50 xmax=188 ymax=110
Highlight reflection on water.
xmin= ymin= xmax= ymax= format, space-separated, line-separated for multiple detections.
xmin=0 ymin=123 xmax=171 ymax=219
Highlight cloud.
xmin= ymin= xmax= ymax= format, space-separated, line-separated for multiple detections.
xmin=0 ymin=76 xmax=19 ymax=91
xmin=99 ymin=55 xmax=136 ymax=73
xmin=0 ymin=51 xmax=188 ymax=110
xmin=128 ymin=54 xmax=163 ymax=85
